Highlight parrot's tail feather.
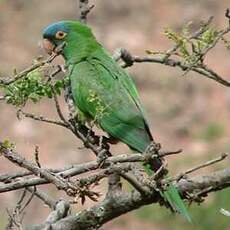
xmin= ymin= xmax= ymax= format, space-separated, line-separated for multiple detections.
xmin=162 ymin=184 xmax=192 ymax=222
xmin=144 ymin=164 xmax=191 ymax=222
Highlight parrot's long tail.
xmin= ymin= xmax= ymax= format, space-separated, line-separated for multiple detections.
xmin=162 ymin=183 xmax=192 ymax=222
xmin=144 ymin=159 xmax=192 ymax=223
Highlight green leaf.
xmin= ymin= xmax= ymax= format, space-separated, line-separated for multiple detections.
xmin=2 ymin=68 xmax=68 ymax=106
xmin=1 ymin=139 xmax=15 ymax=149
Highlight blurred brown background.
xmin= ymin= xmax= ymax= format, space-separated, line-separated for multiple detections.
xmin=0 ymin=0 xmax=229 ymax=229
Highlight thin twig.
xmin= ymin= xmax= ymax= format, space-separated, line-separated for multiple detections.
xmin=6 ymin=189 xmax=27 ymax=230
xmin=0 ymin=142 xmax=82 ymax=196
xmin=117 ymin=49 xmax=230 ymax=87
xmin=0 ymin=54 xmax=58 ymax=86
xmin=0 ymin=153 xmax=143 ymax=184
xmin=19 ymin=110 xmax=69 ymax=128
xmin=0 ymin=151 xmax=194 ymax=192
xmin=0 ymin=43 xmax=65 ymax=86
xmin=26 ymin=187 xmax=56 ymax=209
xmin=79 ymin=0 xmax=94 ymax=24
xmin=34 ymin=146 xmax=41 ymax=168
xmin=20 ymin=189 xmax=35 ymax=214
xmin=119 ymin=171 xmax=150 ymax=195
xmin=163 ymin=16 xmax=214 ymax=61
xmin=173 ymin=153 xmax=228 ymax=182
xmin=51 ymin=85 xmax=69 ymax=124
xmin=0 ymin=149 xmax=226 ymax=194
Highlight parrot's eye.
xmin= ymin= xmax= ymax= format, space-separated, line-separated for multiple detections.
xmin=55 ymin=31 xmax=67 ymax=40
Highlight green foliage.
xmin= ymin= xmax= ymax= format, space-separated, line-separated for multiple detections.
xmin=164 ymin=27 xmax=190 ymax=59
xmin=200 ymin=27 xmax=217 ymax=45
xmin=163 ymin=22 xmax=219 ymax=66
xmin=2 ymin=69 xmax=68 ymax=106
xmin=1 ymin=139 xmax=15 ymax=149
xmin=135 ymin=188 xmax=230 ymax=230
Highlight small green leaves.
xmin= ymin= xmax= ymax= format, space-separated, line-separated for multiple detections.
xmin=3 ymin=68 xmax=68 ymax=107
xmin=1 ymin=139 xmax=15 ymax=149
xmin=200 ymin=27 xmax=217 ymax=45
xmin=163 ymin=22 xmax=220 ymax=66
xmin=53 ymin=79 xmax=67 ymax=95
xmin=164 ymin=27 xmax=190 ymax=59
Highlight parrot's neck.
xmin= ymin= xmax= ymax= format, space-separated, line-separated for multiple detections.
xmin=63 ymin=37 xmax=101 ymax=65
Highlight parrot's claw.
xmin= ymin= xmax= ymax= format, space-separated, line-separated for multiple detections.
xmin=144 ymin=142 xmax=161 ymax=154
xmin=97 ymin=150 xmax=109 ymax=168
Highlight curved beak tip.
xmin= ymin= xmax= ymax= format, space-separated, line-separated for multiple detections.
xmin=42 ymin=39 xmax=55 ymax=55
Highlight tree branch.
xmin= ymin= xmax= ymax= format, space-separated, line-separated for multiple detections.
xmin=0 ymin=148 xmax=184 ymax=193
xmin=115 ymin=48 xmax=230 ymax=87
xmin=26 ymin=200 xmax=70 ymax=230
xmin=27 ymin=168 xmax=230 ymax=230
xmin=79 ymin=0 xmax=94 ymax=24
xmin=171 ymin=153 xmax=228 ymax=182
xmin=0 ymin=53 xmax=59 ymax=86
xmin=26 ymin=187 xmax=57 ymax=209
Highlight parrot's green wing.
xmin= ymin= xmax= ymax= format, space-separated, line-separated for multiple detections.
xmin=70 ymin=48 xmax=152 ymax=153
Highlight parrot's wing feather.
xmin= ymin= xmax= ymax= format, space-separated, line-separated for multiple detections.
xmin=89 ymin=50 xmax=153 ymax=139
xmin=70 ymin=52 xmax=152 ymax=152
xmin=90 ymin=52 xmax=149 ymax=121
xmin=69 ymin=48 xmax=191 ymax=222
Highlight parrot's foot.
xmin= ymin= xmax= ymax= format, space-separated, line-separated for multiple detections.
xmin=96 ymin=136 xmax=113 ymax=167
xmin=144 ymin=142 xmax=169 ymax=178
xmin=144 ymin=142 xmax=161 ymax=154
xmin=97 ymin=151 xmax=110 ymax=168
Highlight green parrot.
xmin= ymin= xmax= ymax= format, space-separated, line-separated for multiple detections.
xmin=42 ymin=21 xmax=191 ymax=221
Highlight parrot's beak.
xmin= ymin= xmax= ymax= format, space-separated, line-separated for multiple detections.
xmin=42 ymin=39 xmax=56 ymax=55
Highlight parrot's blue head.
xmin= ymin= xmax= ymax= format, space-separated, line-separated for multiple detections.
xmin=42 ymin=21 xmax=70 ymax=54
xmin=42 ymin=20 xmax=97 ymax=62
xmin=43 ymin=21 xmax=70 ymax=40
